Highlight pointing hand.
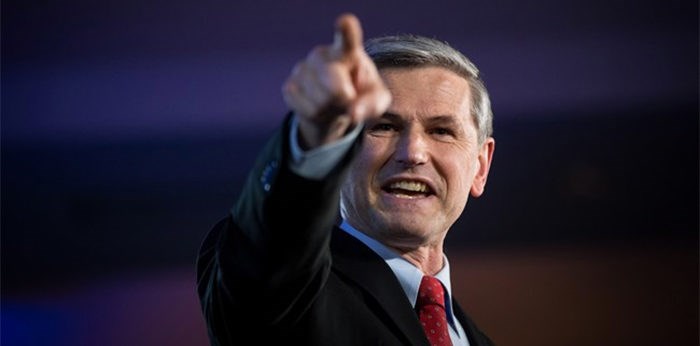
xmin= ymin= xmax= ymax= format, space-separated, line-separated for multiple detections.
xmin=282 ymin=13 xmax=392 ymax=149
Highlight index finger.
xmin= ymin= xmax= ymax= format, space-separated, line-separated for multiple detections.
xmin=332 ymin=13 xmax=364 ymax=56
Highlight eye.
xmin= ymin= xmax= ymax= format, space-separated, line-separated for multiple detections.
xmin=430 ymin=127 xmax=454 ymax=137
xmin=368 ymin=122 xmax=398 ymax=134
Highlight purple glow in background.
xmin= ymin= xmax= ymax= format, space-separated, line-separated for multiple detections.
xmin=2 ymin=1 xmax=697 ymax=345
xmin=3 ymin=0 xmax=696 ymax=141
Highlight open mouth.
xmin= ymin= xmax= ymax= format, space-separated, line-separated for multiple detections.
xmin=382 ymin=180 xmax=434 ymax=198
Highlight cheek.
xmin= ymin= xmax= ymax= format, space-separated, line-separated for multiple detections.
xmin=346 ymin=147 xmax=380 ymax=191
xmin=446 ymin=157 xmax=477 ymax=200
xmin=356 ymin=139 xmax=389 ymax=171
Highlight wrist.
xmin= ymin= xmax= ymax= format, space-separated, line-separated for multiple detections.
xmin=297 ymin=115 xmax=356 ymax=150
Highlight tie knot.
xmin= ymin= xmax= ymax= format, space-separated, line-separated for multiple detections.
xmin=417 ymin=276 xmax=445 ymax=309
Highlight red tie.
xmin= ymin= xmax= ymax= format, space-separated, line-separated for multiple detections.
xmin=417 ymin=276 xmax=453 ymax=346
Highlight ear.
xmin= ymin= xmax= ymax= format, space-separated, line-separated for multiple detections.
xmin=470 ymin=137 xmax=495 ymax=198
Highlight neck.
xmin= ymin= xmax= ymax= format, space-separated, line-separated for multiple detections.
xmin=388 ymin=243 xmax=445 ymax=276
xmin=339 ymin=219 xmax=447 ymax=275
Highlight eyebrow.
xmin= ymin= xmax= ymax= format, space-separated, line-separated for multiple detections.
xmin=380 ymin=112 xmax=403 ymax=122
xmin=425 ymin=115 xmax=461 ymax=126
xmin=382 ymin=112 xmax=462 ymax=126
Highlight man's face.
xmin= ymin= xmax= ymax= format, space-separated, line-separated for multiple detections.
xmin=341 ymin=66 xmax=494 ymax=249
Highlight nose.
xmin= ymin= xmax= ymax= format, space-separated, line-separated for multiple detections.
xmin=394 ymin=127 xmax=428 ymax=167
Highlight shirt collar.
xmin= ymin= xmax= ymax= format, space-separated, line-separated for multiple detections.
xmin=339 ymin=220 xmax=458 ymax=329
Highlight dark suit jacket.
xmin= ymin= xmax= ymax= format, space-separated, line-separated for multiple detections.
xmin=196 ymin=116 xmax=494 ymax=345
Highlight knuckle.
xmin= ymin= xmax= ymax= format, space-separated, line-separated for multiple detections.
xmin=281 ymin=80 xmax=296 ymax=97
xmin=290 ymin=61 xmax=306 ymax=77
xmin=308 ymin=45 xmax=329 ymax=60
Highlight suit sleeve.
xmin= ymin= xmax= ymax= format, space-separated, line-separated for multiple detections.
xmin=196 ymin=114 xmax=361 ymax=344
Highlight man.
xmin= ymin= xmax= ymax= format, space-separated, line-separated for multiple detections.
xmin=197 ymin=13 xmax=495 ymax=346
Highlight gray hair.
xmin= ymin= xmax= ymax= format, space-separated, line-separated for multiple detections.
xmin=365 ymin=35 xmax=493 ymax=143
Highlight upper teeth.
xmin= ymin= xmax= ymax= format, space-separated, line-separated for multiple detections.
xmin=389 ymin=181 xmax=428 ymax=193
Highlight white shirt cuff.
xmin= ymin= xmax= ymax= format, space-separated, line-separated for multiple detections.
xmin=288 ymin=115 xmax=363 ymax=180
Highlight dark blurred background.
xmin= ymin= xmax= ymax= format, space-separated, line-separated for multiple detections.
xmin=2 ymin=1 xmax=697 ymax=345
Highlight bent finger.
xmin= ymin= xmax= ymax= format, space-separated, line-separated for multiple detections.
xmin=282 ymin=80 xmax=321 ymax=120
xmin=307 ymin=48 xmax=357 ymax=104
xmin=351 ymin=84 xmax=392 ymax=122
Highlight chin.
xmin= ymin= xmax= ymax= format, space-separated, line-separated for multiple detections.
xmin=382 ymin=217 xmax=435 ymax=237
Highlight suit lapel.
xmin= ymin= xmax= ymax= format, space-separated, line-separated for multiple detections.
xmin=330 ymin=228 xmax=429 ymax=346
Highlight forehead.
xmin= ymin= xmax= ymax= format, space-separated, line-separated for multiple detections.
xmin=379 ymin=66 xmax=472 ymax=120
